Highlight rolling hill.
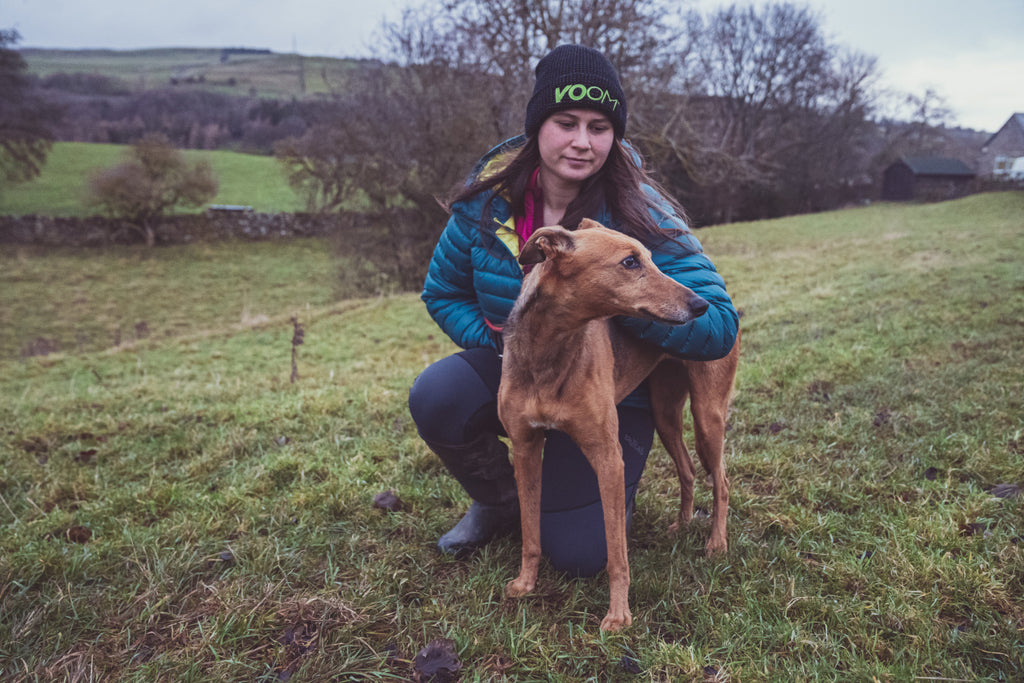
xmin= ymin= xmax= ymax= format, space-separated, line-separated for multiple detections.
xmin=20 ymin=47 xmax=365 ymax=98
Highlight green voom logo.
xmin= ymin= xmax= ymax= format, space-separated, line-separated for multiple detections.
xmin=553 ymin=84 xmax=620 ymax=110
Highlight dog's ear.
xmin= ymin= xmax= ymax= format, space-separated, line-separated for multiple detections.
xmin=519 ymin=226 xmax=576 ymax=265
xmin=576 ymin=218 xmax=604 ymax=231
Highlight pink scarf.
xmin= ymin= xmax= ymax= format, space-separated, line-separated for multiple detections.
xmin=515 ymin=167 xmax=544 ymax=248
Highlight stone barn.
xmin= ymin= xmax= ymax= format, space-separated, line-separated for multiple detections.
xmin=881 ymin=156 xmax=976 ymax=201
xmin=979 ymin=113 xmax=1024 ymax=179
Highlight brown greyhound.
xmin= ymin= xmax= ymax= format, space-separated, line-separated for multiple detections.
xmin=497 ymin=218 xmax=739 ymax=632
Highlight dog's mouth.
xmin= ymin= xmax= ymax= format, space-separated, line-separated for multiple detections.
xmin=638 ymin=307 xmax=692 ymax=325
xmin=638 ymin=297 xmax=709 ymax=325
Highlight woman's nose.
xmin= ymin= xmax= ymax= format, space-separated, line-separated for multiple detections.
xmin=572 ymin=125 xmax=591 ymax=148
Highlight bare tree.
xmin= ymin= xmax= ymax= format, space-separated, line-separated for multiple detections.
xmin=275 ymin=127 xmax=362 ymax=214
xmin=88 ymin=133 xmax=218 ymax=246
xmin=398 ymin=0 xmax=685 ymax=85
xmin=0 ymin=29 xmax=61 ymax=192
xmin=874 ymin=88 xmax=956 ymax=159
xmin=278 ymin=0 xmax=888 ymax=274
xmin=276 ymin=0 xmax=691 ymax=289
xmin=277 ymin=53 xmax=503 ymax=289
xmin=633 ymin=3 xmax=880 ymax=223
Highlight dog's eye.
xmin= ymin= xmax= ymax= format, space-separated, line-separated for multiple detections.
xmin=621 ymin=255 xmax=641 ymax=270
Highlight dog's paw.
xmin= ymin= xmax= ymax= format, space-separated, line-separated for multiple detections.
xmin=600 ymin=610 xmax=633 ymax=632
xmin=669 ymin=507 xmax=695 ymax=533
xmin=705 ymin=536 xmax=728 ymax=556
xmin=505 ymin=577 xmax=535 ymax=598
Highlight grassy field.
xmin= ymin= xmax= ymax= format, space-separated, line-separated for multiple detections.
xmin=1 ymin=193 xmax=1023 ymax=680
xmin=20 ymin=48 xmax=361 ymax=98
xmin=0 ymin=142 xmax=306 ymax=217
xmin=0 ymin=239 xmax=337 ymax=360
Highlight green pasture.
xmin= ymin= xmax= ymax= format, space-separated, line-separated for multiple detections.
xmin=0 ymin=142 xmax=306 ymax=216
xmin=21 ymin=48 xmax=242 ymax=87
xmin=20 ymin=48 xmax=359 ymax=97
xmin=0 ymin=239 xmax=336 ymax=360
xmin=1 ymin=193 xmax=1022 ymax=680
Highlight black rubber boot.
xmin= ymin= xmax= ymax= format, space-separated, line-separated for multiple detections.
xmin=427 ymin=433 xmax=520 ymax=555
xmin=437 ymin=500 xmax=520 ymax=556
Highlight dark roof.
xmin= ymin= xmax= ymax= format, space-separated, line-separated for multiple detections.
xmin=900 ymin=156 xmax=975 ymax=177
xmin=982 ymin=112 xmax=1024 ymax=149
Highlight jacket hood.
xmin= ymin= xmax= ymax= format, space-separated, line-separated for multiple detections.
xmin=468 ymin=135 xmax=528 ymax=184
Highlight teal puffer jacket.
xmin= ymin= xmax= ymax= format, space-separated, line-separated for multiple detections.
xmin=422 ymin=138 xmax=739 ymax=364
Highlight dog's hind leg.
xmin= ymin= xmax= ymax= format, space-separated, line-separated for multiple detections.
xmin=689 ymin=396 xmax=729 ymax=556
xmin=647 ymin=363 xmax=696 ymax=535
xmin=685 ymin=347 xmax=738 ymax=557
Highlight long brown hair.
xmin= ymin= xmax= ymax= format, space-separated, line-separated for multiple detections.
xmin=446 ymin=136 xmax=688 ymax=245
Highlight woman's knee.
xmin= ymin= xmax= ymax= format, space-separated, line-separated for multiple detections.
xmin=408 ymin=350 xmax=500 ymax=445
xmin=540 ymin=484 xmax=640 ymax=578
xmin=546 ymin=545 xmax=607 ymax=578
xmin=408 ymin=359 xmax=449 ymax=427
xmin=540 ymin=504 xmax=609 ymax=578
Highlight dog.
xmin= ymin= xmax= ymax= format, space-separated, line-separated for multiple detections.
xmin=497 ymin=218 xmax=739 ymax=631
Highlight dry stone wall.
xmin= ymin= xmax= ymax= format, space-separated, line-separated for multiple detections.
xmin=0 ymin=211 xmax=354 ymax=246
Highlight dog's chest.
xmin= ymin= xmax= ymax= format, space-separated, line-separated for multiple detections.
xmin=500 ymin=348 xmax=616 ymax=431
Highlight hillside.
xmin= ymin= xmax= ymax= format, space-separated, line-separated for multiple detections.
xmin=1 ymin=193 xmax=1022 ymax=680
xmin=20 ymin=47 xmax=364 ymax=98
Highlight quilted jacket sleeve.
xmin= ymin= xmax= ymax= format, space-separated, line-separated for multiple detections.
xmin=614 ymin=189 xmax=739 ymax=360
xmin=421 ymin=206 xmax=497 ymax=351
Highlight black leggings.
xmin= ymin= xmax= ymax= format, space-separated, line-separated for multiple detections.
xmin=408 ymin=347 xmax=653 ymax=576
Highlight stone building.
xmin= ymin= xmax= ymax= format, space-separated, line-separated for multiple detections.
xmin=978 ymin=113 xmax=1024 ymax=179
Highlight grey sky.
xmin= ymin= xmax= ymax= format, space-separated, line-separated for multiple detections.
xmin=6 ymin=0 xmax=1023 ymax=131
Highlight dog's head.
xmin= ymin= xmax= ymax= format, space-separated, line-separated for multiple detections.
xmin=518 ymin=219 xmax=708 ymax=325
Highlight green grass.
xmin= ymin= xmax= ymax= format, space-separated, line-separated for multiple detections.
xmin=199 ymin=146 xmax=307 ymax=212
xmin=0 ymin=142 xmax=306 ymax=216
xmin=1 ymin=193 xmax=1023 ymax=681
xmin=0 ymin=239 xmax=337 ymax=360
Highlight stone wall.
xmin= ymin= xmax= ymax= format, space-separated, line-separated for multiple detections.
xmin=0 ymin=211 xmax=358 ymax=247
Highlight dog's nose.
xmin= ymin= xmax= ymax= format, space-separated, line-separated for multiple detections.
xmin=690 ymin=296 xmax=709 ymax=317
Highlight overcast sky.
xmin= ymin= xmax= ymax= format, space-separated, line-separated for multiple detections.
xmin=6 ymin=0 xmax=1023 ymax=131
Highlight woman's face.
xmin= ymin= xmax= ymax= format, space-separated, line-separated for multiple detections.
xmin=537 ymin=109 xmax=614 ymax=188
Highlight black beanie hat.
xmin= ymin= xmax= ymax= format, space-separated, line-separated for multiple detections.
xmin=525 ymin=44 xmax=627 ymax=139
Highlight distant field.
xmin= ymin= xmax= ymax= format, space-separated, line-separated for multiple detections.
xmin=20 ymin=47 xmax=362 ymax=98
xmin=20 ymin=47 xmax=364 ymax=98
xmin=0 ymin=142 xmax=307 ymax=216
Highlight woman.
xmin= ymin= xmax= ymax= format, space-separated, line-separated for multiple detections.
xmin=408 ymin=45 xmax=738 ymax=576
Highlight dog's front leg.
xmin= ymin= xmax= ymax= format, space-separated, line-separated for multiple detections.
xmin=594 ymin=447 xmax=632 ymax=631
xmin=506 ymin=427 xmax=544 ymax=598
xmin=573 ymin=419 xmax=633 ymax=632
